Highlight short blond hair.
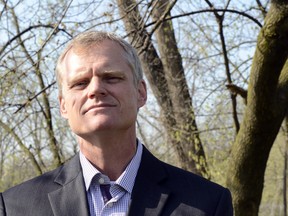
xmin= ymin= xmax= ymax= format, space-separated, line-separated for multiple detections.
xmin=56 ymin=31 xmax=144 ymax=96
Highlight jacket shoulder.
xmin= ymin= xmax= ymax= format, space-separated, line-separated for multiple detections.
xmin=3 ymin=164 xmax=63 ymax=196
xmin=2 ymin=153 xmax=80 ymax=196
xmin=1 ymin=154 xmax=81 ymax=216
xmin=163 ymin=161 xmax=225 ymax=190
xmin=136 ymin=146 xmax=233 ymax=215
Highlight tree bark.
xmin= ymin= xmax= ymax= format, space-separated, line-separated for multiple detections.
xmin=284 ymin=126 xmax=287 ymax=216
xmin=117 ymin=0 xmax=209 ymax=177
xmin=226 ymin=1 xmax=288 ymax=215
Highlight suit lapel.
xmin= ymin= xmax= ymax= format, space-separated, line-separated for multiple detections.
xmin=47 ymin=147 xmax=170 ymax=216
xmin=128 ymin=147 xmax=170 ymax=216
xmin=48 ymin=154 xmax=89 ymax=216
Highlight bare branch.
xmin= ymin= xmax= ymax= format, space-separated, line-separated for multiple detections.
xmin=0 ymin=24 xmax=71 ymax=58
xmin=144 ymin=8 xmax=263 ymax=29
xmin=14 ymin=81 xmax=56 ymax=114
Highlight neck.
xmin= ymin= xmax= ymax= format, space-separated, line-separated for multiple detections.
xmin=78 ymin=132 xmax=137 ymax=181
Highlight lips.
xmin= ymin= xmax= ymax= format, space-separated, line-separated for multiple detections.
xmin=84 ymin=103 xmax=116 ymax=114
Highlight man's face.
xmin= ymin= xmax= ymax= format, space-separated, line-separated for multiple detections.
xmin=59 ymin=40 xmax=147 ymax=138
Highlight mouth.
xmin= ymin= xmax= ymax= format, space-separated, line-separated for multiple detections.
xmin=84 ymin=103 xmax=117 ymax=114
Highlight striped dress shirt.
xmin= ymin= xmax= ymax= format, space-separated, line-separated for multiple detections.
xmin=79 ymin=141 xmax=143 ymax=216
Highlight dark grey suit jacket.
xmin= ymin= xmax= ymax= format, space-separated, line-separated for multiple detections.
xmin=0 ymin=146 xmax=233 ymax=216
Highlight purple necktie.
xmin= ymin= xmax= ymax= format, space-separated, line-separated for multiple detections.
xmin=100 ymin=184 xmax=112 ymax=204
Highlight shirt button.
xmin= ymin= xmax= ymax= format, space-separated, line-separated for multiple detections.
xmin=98 ymin=178 xmax=104 ymax=184
xmin=107 ymin=203 xmax=113 ymax=208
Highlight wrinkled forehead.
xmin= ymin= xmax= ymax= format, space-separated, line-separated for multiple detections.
xmin=61 ymin=40 xmax=135 ymax=78
xmin=67 ymin=40 xmax=130 ymax=64
xmin=71 ymin=40 xmax=112 ymax=55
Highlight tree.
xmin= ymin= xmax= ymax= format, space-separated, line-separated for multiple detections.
xmin=117 ymin=0 xmax=288 ymax=214
xmin=226 ymin=1 xmax=288 ymax=215
xmin=117 ymin=0 xmax=209 ymax=178
xmin=0 ymin=0 xmax=74 ymax=187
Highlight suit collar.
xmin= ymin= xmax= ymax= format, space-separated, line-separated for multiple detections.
xmin=128 ymin=146 xmax=171 ymax=216
xmin=47 ymin=147 xmax=171 ymax=216
xmin=53 ymin=154 xmax=82 ymax=186
xmin=48 ymin=154 xmax=90 ymax=216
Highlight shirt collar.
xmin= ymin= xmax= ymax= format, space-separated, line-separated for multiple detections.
xmin=79 ymin=150 xmax=101 ymax=191
xmin=115 ymin=140 xmax=142 ymax=193
xmin=80 ymin=140 xmax=143 ymax=193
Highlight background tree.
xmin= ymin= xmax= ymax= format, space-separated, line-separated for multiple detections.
xmin=0 ymin=0 xmax=76 ymax=189
xmin=226 ymin=1 xmax=288 ymax=215
xmin=117 ymin=0 xmax=209 ymax=178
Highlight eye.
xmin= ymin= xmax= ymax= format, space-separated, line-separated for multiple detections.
xmin=105 ymin=76 xmax=124 ymax=83
xmin=72 ymin=80 xmax=89 ymax=89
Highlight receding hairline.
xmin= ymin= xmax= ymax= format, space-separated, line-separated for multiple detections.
xmin=58 ymin=31 xmax=134 ymax=65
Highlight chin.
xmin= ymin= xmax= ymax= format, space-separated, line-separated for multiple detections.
xmin=71 ymin=119 xmax=135 ymax=136
xmin=86 ymin=122 xmax=120 ymax=132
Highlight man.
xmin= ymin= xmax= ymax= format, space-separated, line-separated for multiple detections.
xmin=0 ymin=31 xmax=233 ymax=216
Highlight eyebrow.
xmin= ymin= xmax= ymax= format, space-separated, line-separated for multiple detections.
xmin=66 ymin=69 xmax=91 ymax=86
xmin=101 ymin=70 xmax=126 ymax=77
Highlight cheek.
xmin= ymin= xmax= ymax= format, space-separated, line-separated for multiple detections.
xmin=124 ymin=91 xmax=140 ymax=110
xmin=65 ymin=95 xmax=84 ymax=114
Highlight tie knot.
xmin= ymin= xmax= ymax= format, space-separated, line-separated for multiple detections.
xmin=100 ymin=184 xmax=112 ymax=204
xmin=90 ymin=174 xmax=113 ymax=204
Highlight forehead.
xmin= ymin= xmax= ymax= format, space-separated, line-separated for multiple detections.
xmin=62 ymin=40 xmax=132 ymax=78
xmin=67 ymin=40 xmax=123 ymax=63
xmin=73 ymin=39 xmax=125 ymax=54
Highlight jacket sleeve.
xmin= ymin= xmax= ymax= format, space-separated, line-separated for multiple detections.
xmin=0 ymin=193 xmax=6 ymax=216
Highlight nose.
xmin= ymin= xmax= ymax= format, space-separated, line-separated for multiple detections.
xmin=87 ymin=77 xmax=107 ymax=99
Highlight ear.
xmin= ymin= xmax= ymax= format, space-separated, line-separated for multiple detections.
xmin=137 ymin=80 xmax=147 ymax=108
xmin=59 ymin=95 xmax=68 ymax=119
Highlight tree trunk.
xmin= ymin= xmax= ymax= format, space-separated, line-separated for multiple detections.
xmin=117 ymin=0 xmax=209 ymax=177
xmin=226 ymin=1 xmax=288 ymax=215
xmin=284 ymin=117 xmax=288 ymax=216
